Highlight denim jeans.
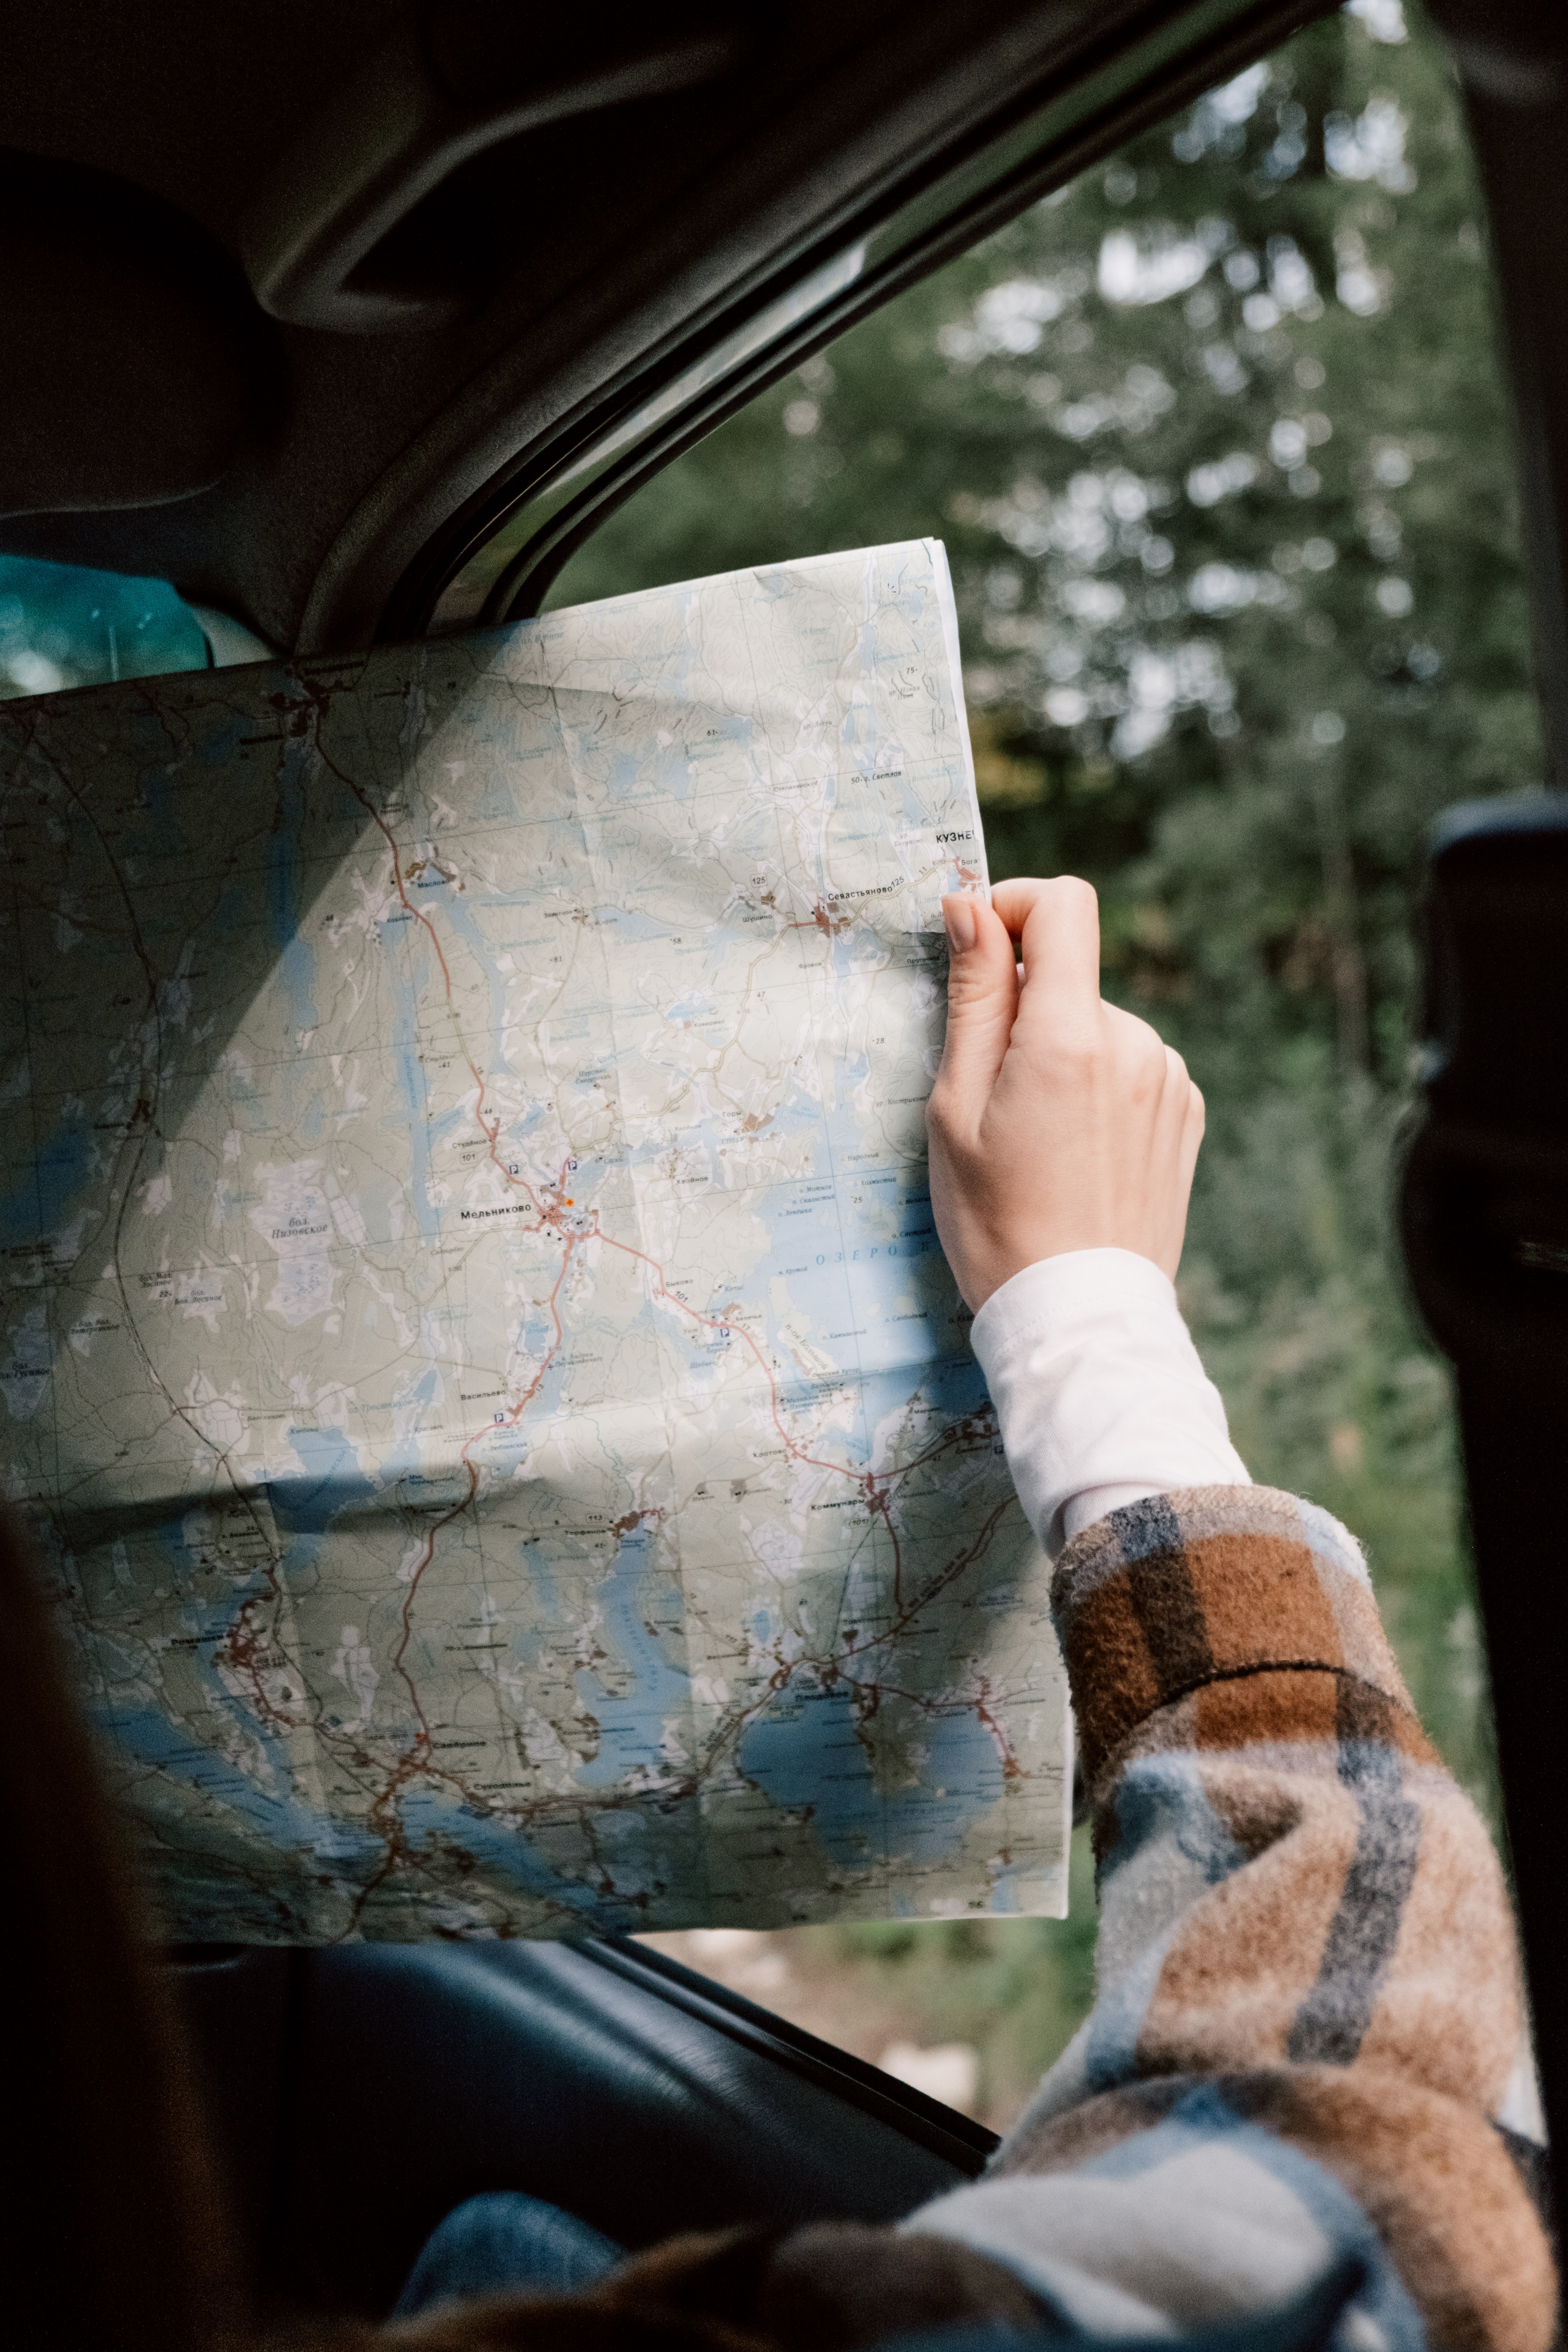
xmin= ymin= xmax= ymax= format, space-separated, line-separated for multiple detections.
xmin=393 ymin=2192 xmax=1364 ymax=2352
xmin=393 ymin=2190 xmax=623 ymax=2317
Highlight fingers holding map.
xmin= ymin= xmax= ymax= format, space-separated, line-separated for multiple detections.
xmin=0 ymin=540 xmax=1069 ymax=1941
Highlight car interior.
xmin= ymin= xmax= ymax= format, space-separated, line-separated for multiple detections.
xmin=3 ymin=0 xmax=1566 ymax=2325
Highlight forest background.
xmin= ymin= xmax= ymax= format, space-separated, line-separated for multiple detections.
xmin=0 ymin=0 xmax=1540 ymax=2130
xmin=552 ymin=0 xmax=1539 ymax=2119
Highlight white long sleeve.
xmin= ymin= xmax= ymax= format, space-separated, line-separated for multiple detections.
xmin=968 ymin=1248 xmax=1250 ymax=1557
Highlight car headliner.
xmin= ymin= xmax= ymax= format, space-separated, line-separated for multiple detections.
xmin=0 ymin=0 xmax=1320 ymax=654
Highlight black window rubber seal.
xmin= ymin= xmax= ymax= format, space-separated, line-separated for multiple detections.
xmin=576 ymin=1931 xmax=998 ymax=2177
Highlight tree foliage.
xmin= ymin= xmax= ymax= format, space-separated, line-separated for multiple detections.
xmin=555 ymin=0 xmax=1537 ymax=1818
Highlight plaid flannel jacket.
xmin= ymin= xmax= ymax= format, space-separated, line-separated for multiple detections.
xmin=908 ymin=1487 xmax=1554 ymax=2352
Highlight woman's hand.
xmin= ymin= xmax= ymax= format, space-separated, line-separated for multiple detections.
xmin=925 ymin=876 xmax=1204 ymax=1314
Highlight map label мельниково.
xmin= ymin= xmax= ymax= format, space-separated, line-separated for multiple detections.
xmin=0 ymin=539 xmax=1069 ymax=1941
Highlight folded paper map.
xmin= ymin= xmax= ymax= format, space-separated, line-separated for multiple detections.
xmin=1 ymin=539 xmax=1069 ymax=1941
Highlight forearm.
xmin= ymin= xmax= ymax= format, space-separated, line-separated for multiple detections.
xmin=906 ymin=1268 xmax=1552 ymax=2351
xmin=974 ymin=1248 xmax=1532 ymax=2133
xmin=1040 ymin=1481 xmax=1530 ymax=2125
xmin=969 ymin=1247 xmax=1249 ymax=1556
xmin=899 ymin=870 xmax=1550 ymax=2348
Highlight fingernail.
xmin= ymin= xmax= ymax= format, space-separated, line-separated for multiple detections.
xmin=943 ymin=895 xmax=977 ymax=953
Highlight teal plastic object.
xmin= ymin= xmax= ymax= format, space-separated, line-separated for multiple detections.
xmin=0 ymin=553 xmax=208 ymax=701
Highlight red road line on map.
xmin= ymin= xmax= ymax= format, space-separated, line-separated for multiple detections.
xmin=348 ymin=781 xmax=549 ymax=1214
xmin=353 ymin=777 xmax=931 ymax=1493
xmin=353 ymin=775 xmax=892 ymax=1498
xmin=306 ymin=768 xmax=1011 ymax=1880
xmin=215 ymin=723 xmax=1024 ymax=1917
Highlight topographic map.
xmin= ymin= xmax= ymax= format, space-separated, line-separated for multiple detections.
xmin=0 ymin=539 xmax=1069 ymax=1941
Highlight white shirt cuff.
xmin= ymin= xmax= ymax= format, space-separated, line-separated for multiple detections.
xmin=969 ymin=1248 xmax=1250 ymax=1558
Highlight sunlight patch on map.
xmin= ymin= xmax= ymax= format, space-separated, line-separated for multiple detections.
xmin=1 ymin=541 xmax=1069 ymax=1940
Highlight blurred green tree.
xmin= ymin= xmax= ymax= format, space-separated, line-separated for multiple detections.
xmin=557 ymin=0 xmax=1537 ymax=1826
xmin=600 ymin=1 xmax=1539 ymax=2101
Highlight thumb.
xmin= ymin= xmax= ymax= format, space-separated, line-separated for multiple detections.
xmin=934 ymin=893 xmax=1018 ymax=1123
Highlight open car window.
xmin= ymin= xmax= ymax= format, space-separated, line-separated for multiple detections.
xmin=537 ymin=0 xmax=1533 ymax=2106
xmin=0 ymin=0 xmax=1539 ymax=2149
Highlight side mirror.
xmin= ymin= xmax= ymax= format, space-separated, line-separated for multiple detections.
xmin=1398 ymin=792 xmax=1568 ymax=2182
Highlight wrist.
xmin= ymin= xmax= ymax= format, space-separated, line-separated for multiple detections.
xmin=970 ymin=1245 xmax=1176 ymax=1343
xmin=963 ymin=1238 xmax=1173 ymax=1318
xmin=970 ymin=1251 xmax=1247 ymax=1555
